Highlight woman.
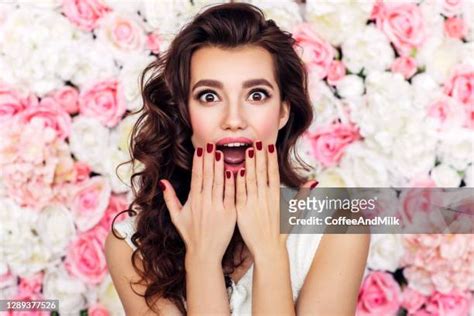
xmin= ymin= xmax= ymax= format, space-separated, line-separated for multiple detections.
xmin=105 ymin=3 xmax=370 ymax=315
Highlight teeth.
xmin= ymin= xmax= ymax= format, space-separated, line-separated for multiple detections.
xmin=222 ymin=142 xmax=248 ymax=147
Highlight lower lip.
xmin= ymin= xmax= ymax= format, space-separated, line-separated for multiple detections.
xmin=224 ymin=161 xmax=245 ymax=175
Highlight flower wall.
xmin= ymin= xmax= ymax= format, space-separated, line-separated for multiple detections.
xmin=0 ymin=0 xmax=473 ymax=315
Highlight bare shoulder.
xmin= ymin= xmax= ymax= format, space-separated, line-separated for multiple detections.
xmin=104 ymin=230 xmax=183 ymax=316
xmin=295 ymin=233 xmax=371 ymax=316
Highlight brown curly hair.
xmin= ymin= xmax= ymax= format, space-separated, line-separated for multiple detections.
xmin=112 ymin=2 xmax=314 ymax=314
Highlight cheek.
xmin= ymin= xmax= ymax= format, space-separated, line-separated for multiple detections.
xmin=249 ymin=108 xmax=281 ymax=142
xmin=189 ymin=107 xmax=214 ymax=146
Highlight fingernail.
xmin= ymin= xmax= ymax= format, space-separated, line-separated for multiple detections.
xmin=248 ymin=148 xmax=254 ymax=158
xmin=310 ymin=181 xmax=319 ymax=190
xmin=159 ymin=180 xmax=166 ymax=191
xmin=226 ymin=170 xmax=231 ymax=179
xmin=240 ymin=169 xmax=246 ymax=177
xmin=268 ymin=144 xmax=275 ymax=153
xmin=196 ymin=147 xmax=203 ymax=157
xmin=215 ymin=151 xmax=221 ymax=161
xmin=256 ymin=141 xmax=262 ymax=151
xmin=207 ymin=143 xmax=213 ymax=153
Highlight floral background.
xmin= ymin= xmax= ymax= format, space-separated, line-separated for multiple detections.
xmin=0 ymin=0 xmax=473 ymax=315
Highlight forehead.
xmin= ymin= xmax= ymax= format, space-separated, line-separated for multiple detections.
xmin=189 ymin=45 xmax=276 ymax=86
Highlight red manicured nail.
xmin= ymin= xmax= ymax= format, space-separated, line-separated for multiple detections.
xmin=196 ymin=147 xmax=203 ymax=157
xmin=240 ymin=169 xmax=246 ymax=177
xmin=226 ymin=170 xmax=231 ymax=179
xmin=248 ymin=148 xmax=254 ymax=158
xmin=215 ymin=151 xmax=221 ymax=161
xmin=159 ymin=180 xmax=166 ymax=191
xmin=310 ymin=181 xmax=319 ymax=190
xmin=268 ymin=144 xmax=275 ymax=153
xmin=256 ymin=141 xmax=262 ymax=151
xmin=207 ymin=143 xmax=213 ymax=153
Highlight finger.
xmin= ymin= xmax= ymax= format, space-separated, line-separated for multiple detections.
xmin=267 ymin=143 xmax=279 ymax=191
xmin=293 ymin=179 xmax=319 ymax=201
xmin=236 ymin=168 xmax=247 ymax=209
xmin=213 ymin=150 xmax=224 ymax=204
xmin=202 ymin=142 xmax=215 ymax=201
xmin=159 ymin=179 xmax=183 ymax=223
xmin=245 ymin=146 xmax=257 ymax=199
xmin=254 ymin=140 xmax=268 ymax=200
xmin=190 ymin=147 xmax=204 ymax=201
xmin=224 ymin=169 xmax=235 ymax=210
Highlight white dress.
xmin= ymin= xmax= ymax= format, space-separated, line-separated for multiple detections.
xmin=114 ymin=215 xmax=323 ymax=315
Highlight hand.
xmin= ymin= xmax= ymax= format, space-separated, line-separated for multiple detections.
xmin=160 ymin=143 xmax=237 ymax=262
xmin=235 ymin=141 xmax=317 ymax=259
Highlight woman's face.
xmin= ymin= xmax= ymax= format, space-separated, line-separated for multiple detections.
xmin=188 ymin=45 xmax=290 ymax=174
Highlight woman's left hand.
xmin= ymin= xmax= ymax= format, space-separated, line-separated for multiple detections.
xmin=235 ymin=140 xmax=315 ymax=259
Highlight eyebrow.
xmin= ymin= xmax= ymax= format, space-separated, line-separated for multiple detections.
xmin=191 ymin=78 xmax=274 ymax=92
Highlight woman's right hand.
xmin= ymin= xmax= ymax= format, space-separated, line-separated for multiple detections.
xmin=159 ymin=143 xmax=237 ymax=262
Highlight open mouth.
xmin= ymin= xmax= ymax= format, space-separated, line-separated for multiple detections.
xmin=216 ymin=142 xmax=252 ymax=172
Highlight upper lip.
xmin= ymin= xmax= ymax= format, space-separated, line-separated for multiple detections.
xmin=216 ymin=137 xmax=253 ymax=146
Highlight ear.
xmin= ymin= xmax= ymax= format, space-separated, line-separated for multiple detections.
xmin=278 ymin=101 xmax=290 ymax=130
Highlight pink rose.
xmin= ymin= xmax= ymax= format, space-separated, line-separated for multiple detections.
xmin=423 ymin=290 xmax=472 ymax=316
xmin=443 ymin=64 xmax=474 ymax=106
xmin=391 ymin=56 xmax=417 ymax=79
xmin=440 ymin=0 xmax=464 ymax=17
xmin=79 ymin=79 xmax=127 ymax=127
xmin=17 ymin=97 xmax=72 ymax=141
xmin=399 ymin=186 xmax=443 ymax=229
xmin=73 ymin=161 xmax=91 ymax=183
xmin=71 ymin=176 xmax=111 ymax=232
xmin=88 ymin=303 xmax=110 ymax=316
xmin=293 ymin=23 xmax=335 ymax=80
xmin=327 ymin=60 xmax=346 ymax=85
xmin=146 ymin=31 xmax=162 ymax=54
xmin=98 ymin=13 xmax=146 ymax=53
xmin=96 ymin=194 xmax=129 ymax=232
xmin=307 ymin=122 xmax=361 ymax=167
xmin=10 ymin=292 xmax=49 ymax=316
xmin=18 ymin=272 xmax=43 ymax=296
xmin=0 ymin=84 xmax=37 ymax=123
xmin=401 ymin=286 xmax=428 ymax=314
xmin=65 ymin=227 xmax=108 ymax=285
xmin=356 ymin=271 xmax=402 ymax=316
xmin=49 ymin=86 xmax=79 ymax=114
xmin=426 ymin=95 xmax=467 ymax=129
xmin=62 ymin=0 xmax=111 ymax=31
xmin=444 ymin=17 xmax=467 ymax=39
xmin=374 ymin=3 xmax=426 ymax=56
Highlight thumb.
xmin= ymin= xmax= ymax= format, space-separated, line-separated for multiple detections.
xmin=159 ymin=179 xmax=183 ymax=221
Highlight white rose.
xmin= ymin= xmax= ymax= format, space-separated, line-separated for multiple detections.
xmin=17 ymin=0 xmax=61 ymax=9
xmin=431 ymin=163 xmax=462 ymax=187
xmin=464 ymin=164 xmax=473 ymax=187
xmin=417 ymin=37 xmax=465 ymax=84
xmin=244 ymin=0 xmax=303 ymax=32
xmin=98 ymin=275 xmax=126 ymax=315
xmin=104 ymin=148 xmax=133 ymax=194
xmin=70 ymin=116 xmax=110 ymax=174
xmin=305 ymin=0 xmax=375 ymax=46
xmin=102 ymin=0 xmax=142 ymax=14
xmin=389 ymin=121 xmax=437 ymax=181
xmin=437 ymin=127 xmax=474 ymax=171
xmin=411 ymin=73 xmax=441 ymax=110
xmin=463 ymin=1 xmax=474 ymax=41
xmin=43 ymin=267 xmax=87 ymax=315
xmin=367 ymin=234 xmax=405 ymax=272
xmin=307 ymin=75 xmax=340 ymax=127
xmin=37 ymin=204 xmax=77 ymax=258
xmin=338 ymin=142 xmax=391 ymax=187
xmin=335 ymin=74 xmax=364 ymax=99
xmin=342 ymin=26 xmax=395 ymax=75
xmin=143 ymin=0 xmax=194 ymax=35
xmin=314 ymin=167 xmax=348 ymax=187
xmin=119 ymin=54 xmax=155 ymax=111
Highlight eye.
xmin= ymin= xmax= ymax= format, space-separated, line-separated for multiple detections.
xmin=248 ymin=89 xmax=271 ymax=102
xmin=196 ymin=90 xmax=220 ymax=103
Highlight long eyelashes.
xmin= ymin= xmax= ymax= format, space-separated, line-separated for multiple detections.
xmin=194 ymin=88 xmax=272 ymax=104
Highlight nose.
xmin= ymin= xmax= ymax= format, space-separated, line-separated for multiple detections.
xmin=221 ymin=100 xmax=247 ymax=131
